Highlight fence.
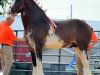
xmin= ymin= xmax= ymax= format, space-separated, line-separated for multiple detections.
xmin=5 ymin=30 xmax=100 ymax=75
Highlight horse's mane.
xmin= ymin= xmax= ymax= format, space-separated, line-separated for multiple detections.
xmin=23 ymin=0 xmax=50 ymax=38
xmin=28 ymin=0 xmax=45 ymax=14
xmin=25 ymin=0 xmax=49 ymax=24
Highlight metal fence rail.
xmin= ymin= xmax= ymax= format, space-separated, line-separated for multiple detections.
xmin=10 ymin=61 xmax=100 ymax=75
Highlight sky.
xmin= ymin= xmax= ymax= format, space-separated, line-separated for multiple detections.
xmin=5 ymin=0 xmax=100 ymax=21
xmin=38 ymin=0 xmax=100 ymax=21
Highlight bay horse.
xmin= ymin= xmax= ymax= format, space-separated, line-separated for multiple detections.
xmin=7 ymin=0 xmax=92 ymax=75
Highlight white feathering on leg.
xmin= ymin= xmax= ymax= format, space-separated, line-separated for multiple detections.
xmin=32 ymin=58 xmax=44 ymax=75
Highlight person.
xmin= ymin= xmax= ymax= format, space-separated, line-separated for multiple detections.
xmin=88 ymin=31 xmax=98 ymax=50
xmin=0 ymin=15 xmax=25 ymax=75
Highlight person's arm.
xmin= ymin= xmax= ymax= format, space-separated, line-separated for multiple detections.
xmin=15 ymin=38 xmax=26 ymax=42
xmin=8 ymin=29 xmax=26 ymax=42
xmin=0 ymin=44 xmax=2 ymax=50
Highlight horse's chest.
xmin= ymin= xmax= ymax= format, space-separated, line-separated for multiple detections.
xmin=25 ymin=32 xmax=35 ymax=49
xmin=45 ymin=34 xmax=64 ymax=49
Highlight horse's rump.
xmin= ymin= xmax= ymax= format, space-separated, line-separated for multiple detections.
xmin=54 ymin=19 xmax=92 ymax=50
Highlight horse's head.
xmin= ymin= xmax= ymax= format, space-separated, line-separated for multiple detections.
xmin=7 ymin=0 xmax=25 ymax=15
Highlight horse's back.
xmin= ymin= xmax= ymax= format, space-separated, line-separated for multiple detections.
xmin=53 ymin=19 xmax=92 ymax=50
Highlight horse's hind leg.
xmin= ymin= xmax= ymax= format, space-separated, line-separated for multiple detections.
xmin=76 ymin=55 xmax=83 ymax=75
xmin=76 ymin=51 xmax=90 ymax=75
xmin=73 ymin=47 xmax=92 ymax=75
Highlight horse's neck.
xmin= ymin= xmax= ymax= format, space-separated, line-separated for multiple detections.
xmin=21 ymin=4 xmax=44 ymax=22
xmin=21 ymin=10 xmax=50 ymax=33
xmin=21 ymin=0 xmax=50 ymax=36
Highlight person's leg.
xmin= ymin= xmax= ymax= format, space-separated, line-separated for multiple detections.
xmin=74 ymin=47 xmax=92 ymax=75
xmin=1 ymin=45 xmax=13 ymax=75
xmin=1 ymin=54 xmax=5 ymax=71
xmin=0 ymin=49 xmax=5 ymax=71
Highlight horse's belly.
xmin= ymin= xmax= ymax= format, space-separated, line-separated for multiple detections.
xmin=45 ymin=35 xmax=64 ymax=49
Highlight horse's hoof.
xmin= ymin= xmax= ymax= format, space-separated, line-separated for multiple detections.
xmin=84 ymin=68 xmax=92 ymax=75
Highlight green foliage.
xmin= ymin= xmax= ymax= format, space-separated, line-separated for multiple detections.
xmin=0 ymin=0 xmax=9 ymax=15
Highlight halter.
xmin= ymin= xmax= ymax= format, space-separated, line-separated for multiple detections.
xmin=48 ymin=17 xmax=57 ymax=33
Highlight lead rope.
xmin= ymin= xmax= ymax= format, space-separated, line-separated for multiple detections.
xmin=48 ymin=17 xmax=57 ymax=33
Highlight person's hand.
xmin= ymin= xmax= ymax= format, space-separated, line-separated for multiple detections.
xmin=0 ymin=44 xmax=2 ymax=50
xmin=16 ymin=38 xmax=26 ymax=42
xmin=21 ymin=38 xmax=26 ymax=41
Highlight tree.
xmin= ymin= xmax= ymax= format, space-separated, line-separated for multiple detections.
xmin=0 ymin=0 xmax=9 ymax=15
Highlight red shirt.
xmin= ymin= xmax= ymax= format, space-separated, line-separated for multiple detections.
xmin=0 ymin=21 xmax=16 ymax=46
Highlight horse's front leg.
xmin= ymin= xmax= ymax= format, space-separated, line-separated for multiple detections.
xmin=73 ymin=47 xmax=92 ymax=75
xmin=32 ymin=58 xmax=43 ymax=75
xmin=32 ymin=44 xmax=44 ymax=75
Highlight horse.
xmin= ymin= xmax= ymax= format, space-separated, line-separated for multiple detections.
xmin=7 ymin=0 xmax=93 ymax=75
